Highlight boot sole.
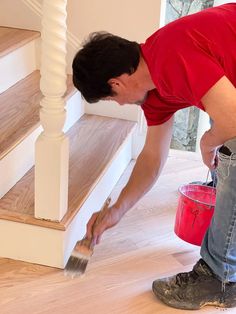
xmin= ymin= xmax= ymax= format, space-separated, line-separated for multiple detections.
xmin=152 ymin=284 xmax=229 ymax=310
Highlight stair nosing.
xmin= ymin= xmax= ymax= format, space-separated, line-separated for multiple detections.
xmin=0 ymin=208 xmax=65 ymax=231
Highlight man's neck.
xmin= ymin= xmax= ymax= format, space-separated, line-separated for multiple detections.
xmin=137 ymin=56 xmax=156 ymax=91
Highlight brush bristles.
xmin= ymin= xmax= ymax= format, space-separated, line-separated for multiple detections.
xmin=64 ymin=255 xmax=89 ymax=278
xmin=64 ymin=239 xmax=93 ymax=278
xmin=64 ymin=198 xmax=111 ymax=278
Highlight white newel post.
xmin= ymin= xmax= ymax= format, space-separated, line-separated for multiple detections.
xmin=35 ymin=0 xmax=69 ymax=221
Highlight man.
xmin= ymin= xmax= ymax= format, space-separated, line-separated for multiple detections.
xmin=72 ymin=3 xmax=236 ymax=310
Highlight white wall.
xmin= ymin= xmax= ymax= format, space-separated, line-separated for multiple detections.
xmin=67 ymin=0 xmax=162 ymax=126
xmin=0 ymin=0 xmax=41 ymax=30
xmin=67 ymin=0 xmax=162 ymax=43
xmin=0 ymin=0 xmax=162 ymax=102
xmin=0 ymin=0 xmax=162 ymax=51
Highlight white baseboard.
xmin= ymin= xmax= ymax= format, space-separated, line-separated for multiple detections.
xmin=85 ymin=99 xmax=139 ymax=122
xmin=0 ymin=39 xmax=39 ymax=93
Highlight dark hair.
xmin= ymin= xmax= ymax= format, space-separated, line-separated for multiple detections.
xmin=72 ymin=32 xmax=141 ymax=103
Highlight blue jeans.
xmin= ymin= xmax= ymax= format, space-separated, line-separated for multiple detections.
xmin=201 ymin=137 xmax=236 ymax=283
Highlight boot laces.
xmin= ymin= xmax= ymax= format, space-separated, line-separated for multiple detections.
xmin=175 ymin=270 xmax=199 ymax=286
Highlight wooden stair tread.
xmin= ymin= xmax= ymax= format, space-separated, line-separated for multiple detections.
xmin=0 ymin=70 xmax=76 ymax=159
xmin=0 ymin=115 xmax=136 ymax=230
xmin=0 ymin=27 xmax=40 ymax=58
xmin=64 ymin=115 xmax=136 ymax=227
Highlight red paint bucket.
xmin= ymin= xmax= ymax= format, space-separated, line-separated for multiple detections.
xmin=174 ymin=184 xmax=216 ymax=246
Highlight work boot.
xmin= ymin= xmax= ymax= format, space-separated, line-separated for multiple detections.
xmin=152 ymin=259 xmax=236 ymax=310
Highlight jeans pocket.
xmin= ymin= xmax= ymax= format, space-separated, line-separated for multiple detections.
xmin=216 ymin=154 xmax=230 ymax=181
xmin=216 ymin=152 xmax=236 ymax=182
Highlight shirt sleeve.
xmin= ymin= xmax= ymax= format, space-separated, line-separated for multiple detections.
xmin=141 ymin=23 xmax=226 ymax=126
xmin=154 ymin=32 xmax=225 ymax=106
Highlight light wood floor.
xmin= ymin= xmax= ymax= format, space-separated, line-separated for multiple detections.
xmin=0 ymin=150 xmax=232 ymax=314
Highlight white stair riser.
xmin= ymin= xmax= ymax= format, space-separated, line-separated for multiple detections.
xmin=0 ymin=219 xmax=63 ymax=268
xmin=63 ymin=92 xmax=83 ymax=133
xmin=0 ymin=132 xmax=134 ymax=268
xmin=0 ymin=38 xmax=40 ymax=94
xmin=0 ymin=126 xmax=42 ymax=199
xmin=0 ymin=91 xmax=83 ymax=199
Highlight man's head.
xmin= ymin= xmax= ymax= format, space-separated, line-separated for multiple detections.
xmin=72 ymin=32 xmax=148 ymax=105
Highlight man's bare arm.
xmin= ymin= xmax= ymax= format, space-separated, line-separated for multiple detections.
xmin=114 ymin=116 xmax=174 ymax=216
xmin=87 ymin=116 xmax=174 ymax=243
xmin=200 ymin=76 xmax=236 ymax=168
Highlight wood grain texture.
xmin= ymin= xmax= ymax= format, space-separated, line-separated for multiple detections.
xmin=0 ymin=115 xmax=136 ymax=230
xmin=0 ymin=27 xmax=40 ymax=58
xmin=0 ymin=70 xmax=76 ymax=159
xmin=0 ymin=152 xmax=230 ymax=314
xmin=63 ymin=115 xmax=136 ymax=227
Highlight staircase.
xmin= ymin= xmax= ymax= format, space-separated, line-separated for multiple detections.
xmin=0 ymin=26 xmax=136 ymax=268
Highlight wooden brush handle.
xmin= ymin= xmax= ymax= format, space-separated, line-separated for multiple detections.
xmin=83 ymin=197 xmax=111 ymax=249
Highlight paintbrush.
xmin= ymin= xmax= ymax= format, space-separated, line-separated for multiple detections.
xmin=64 ymin=197 xmax=111 ymax=278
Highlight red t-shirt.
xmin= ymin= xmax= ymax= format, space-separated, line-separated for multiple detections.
xmin=141 ymin=3 xmax=236 ymax=126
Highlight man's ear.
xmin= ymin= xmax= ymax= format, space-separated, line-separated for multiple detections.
xmin=108 ymin=74 xmax=130 ymax=93
xmin=107 ymin=78 xmax=122 ymax=93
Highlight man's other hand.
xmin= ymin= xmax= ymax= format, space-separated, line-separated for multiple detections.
xmin=200 ymin=131 xmax=219 ymax=170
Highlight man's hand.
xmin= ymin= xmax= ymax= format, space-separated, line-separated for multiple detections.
xmin=86 ymin=205 xmax=123 ymax=245
xmin=200 ymin=130 xmax=219 ymax=169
